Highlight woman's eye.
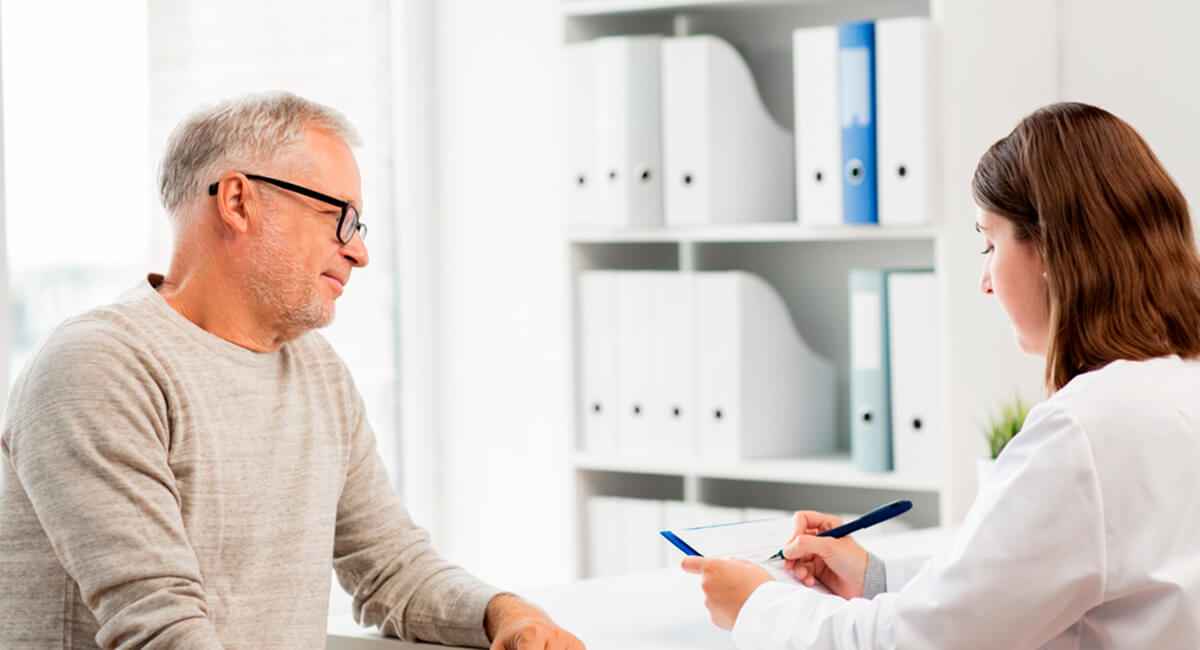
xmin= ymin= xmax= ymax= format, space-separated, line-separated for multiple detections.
xmin=980 ymin=244 xmax=995 ymax=255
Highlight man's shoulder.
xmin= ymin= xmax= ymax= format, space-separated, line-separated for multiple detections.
xmin=14 ymin=313 xmax=154 ymax=404
xmin=37 ymin=281 xmax=163 ymax=355
xmin=9 ymin=288 xmax=165 ymax=409
xmin=39 ymin=312 xmax=145 ymax=365
xmin=37 ymin=276 xmax=214 ymax=367
xmin=2 ymin=312 xmax=162 ymax=447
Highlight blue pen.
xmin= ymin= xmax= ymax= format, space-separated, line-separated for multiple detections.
xmin=767 ymin=499 xmax=912 ymax=561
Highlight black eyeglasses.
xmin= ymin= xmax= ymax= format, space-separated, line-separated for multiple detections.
xmin=208 ymin=173 xmax=367 ymax=245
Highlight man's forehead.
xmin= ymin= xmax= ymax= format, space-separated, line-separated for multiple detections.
xmin=294 ymin=128 xmax=363 ymax=207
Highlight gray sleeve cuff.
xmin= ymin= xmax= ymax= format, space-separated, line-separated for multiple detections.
xmin=862 ymin=552 xmax=887 ymax=599
xmin=381 ymin=578 xmax=502 ymax=648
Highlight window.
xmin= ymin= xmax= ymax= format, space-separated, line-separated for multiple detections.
xmin=2 ymin=1 xmax=151 ymax=385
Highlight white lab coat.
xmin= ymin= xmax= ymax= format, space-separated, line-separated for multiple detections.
xmin=734 ymin=355 xmax=1200 ymax=649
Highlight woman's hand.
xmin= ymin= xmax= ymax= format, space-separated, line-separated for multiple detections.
xmin=681 ymin=557 xmax=773 ymax=630
xmin=782 ymin=511 xmax=869 ymax=599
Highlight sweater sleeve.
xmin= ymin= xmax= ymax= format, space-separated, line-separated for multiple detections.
xmin=862 ymin=553 xmax=887 ymax=599
xmin=332 ymin=384 xmax=500 ymax=648
xmin=2 ymin=319 xmax=223 ymax=649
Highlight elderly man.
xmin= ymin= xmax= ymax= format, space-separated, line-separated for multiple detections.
xmin=0 ymin=92 xmax=583 ymax=650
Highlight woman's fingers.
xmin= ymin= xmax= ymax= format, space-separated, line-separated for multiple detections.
xmin=791 ymin=511 xmax=843 ymax=538
xmin=783 ymin=532 xmax=837 ymax=561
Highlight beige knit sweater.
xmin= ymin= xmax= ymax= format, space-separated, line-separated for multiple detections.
xmin=0 ymin=276 xmax=499 ymax=649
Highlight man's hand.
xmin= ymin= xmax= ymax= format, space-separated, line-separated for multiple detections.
xmin=681 ymin=557 xmax=773 ymax=630
xmin=484 ymin=593 xmax=585 ymax=650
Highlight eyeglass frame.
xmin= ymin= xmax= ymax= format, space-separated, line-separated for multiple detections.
xmin=207 ymin=172 xmax=367 ymax=245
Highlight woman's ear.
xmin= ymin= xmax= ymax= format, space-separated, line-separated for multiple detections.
xmin=1034 ymin=246 xmax=1049 ymax=281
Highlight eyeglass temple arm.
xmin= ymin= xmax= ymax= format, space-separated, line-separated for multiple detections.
xmin=207 ymin=174 xmax=349 ymax=210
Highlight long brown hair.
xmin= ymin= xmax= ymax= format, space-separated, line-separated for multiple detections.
xmin=972 ymin=102 xmax=1200 ymax=392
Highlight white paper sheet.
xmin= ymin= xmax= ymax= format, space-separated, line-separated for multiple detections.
xmin=663 ymin=517 xmax=830 ymax=592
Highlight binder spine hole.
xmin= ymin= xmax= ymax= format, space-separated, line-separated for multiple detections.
xmin=608 ymin=170 xmax=618 ymax=182
xmin=912 ymin=417 xmax=923 ymax=430
xmin=897 ymin=164 xmax=908 ymax=178
xmin=682 ymin=173 xmax=694 ymax=186
xmin=814 ymin=170 xmax=824 ymax=183
xmin=632 ymin=404 xmax=642 ymax=416
xmin=713 ymin=408 xmax=724 ymax=421
xmin=639 ymin=168 xmax=652 ymax=182
xmin=576 ymin=174 xmax=587 ymax=187
xmin=672 ymin=406 xmax=681 ymax=418
xmin=861 ymin=411 xmax=874 ymax=424
xmin=591 ymin=403 xmax=602 ymax=414
xmin=846 ymin=159 xmax=865 ymax=185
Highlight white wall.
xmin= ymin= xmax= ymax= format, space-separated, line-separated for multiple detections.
xmin=433 ymin=0 xmax=574 ymax=588
xmin=933 ymin=0 xmax=1058 ymax=521
xmin=1060 ymin=1 xmax=1200 ymax=212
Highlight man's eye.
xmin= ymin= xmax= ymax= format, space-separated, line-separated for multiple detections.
xmin=981 ymin=244 xmax=994 ymax=255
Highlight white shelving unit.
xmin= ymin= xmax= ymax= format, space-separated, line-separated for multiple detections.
xmin=562 ymin=0 xmax=1057 ymax=578
xmin=562 ymin=0 xmax=812 ymax=17
xmin=568 ymin=223 xmax=940 ymax=243
xmin=573 ymin=453 xmax=940 ymax=492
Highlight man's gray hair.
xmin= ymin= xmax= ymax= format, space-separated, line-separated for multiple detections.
xmin=158 ymin=91 xmax=361 ymax=217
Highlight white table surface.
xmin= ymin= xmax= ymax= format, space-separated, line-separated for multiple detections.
xmin=327 ymin=527 xmax=954 ymax=650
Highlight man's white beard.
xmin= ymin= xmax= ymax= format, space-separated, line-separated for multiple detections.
xmin=244 ymin=215 xmax=333 ymax=340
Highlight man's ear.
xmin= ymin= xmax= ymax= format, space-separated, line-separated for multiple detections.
xmin=212 ymin=171 xmax=256 ymax=236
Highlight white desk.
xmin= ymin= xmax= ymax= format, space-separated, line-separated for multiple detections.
xmin=327 ymin=527 xmax=953 ymax=650
xmin=329 ymin=568 xmax=729 ymax=650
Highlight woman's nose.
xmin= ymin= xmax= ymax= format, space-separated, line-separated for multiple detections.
xmin=980 ymin=267 xmax=993 ymax=295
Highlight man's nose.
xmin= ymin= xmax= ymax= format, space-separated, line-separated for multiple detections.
xmin=342 ymin=231 xmax=369 ymax=268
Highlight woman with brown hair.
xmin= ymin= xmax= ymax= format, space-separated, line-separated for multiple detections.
xmin=684 ymin=102 xmax=1200 ymax=648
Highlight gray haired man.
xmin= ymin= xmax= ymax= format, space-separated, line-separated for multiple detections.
xmin=0 ymin=92 xmax=583 ymax=650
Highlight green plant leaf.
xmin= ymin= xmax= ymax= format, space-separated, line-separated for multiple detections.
xmin=982 ymin=395 xmax=1030 ymax=460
